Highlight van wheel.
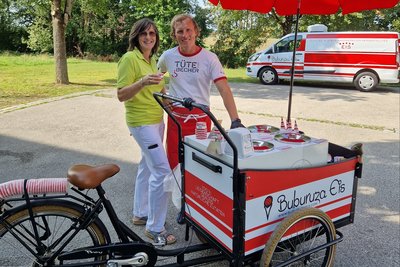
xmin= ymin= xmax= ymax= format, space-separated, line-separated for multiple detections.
xmin=354 ymin=72 xmax=378 ymax=92
xmin=259 ymin=67 xmax=278 ymax=85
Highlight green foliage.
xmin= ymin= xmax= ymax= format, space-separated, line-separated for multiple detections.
xmin=66 ymin=0 xmax=196 ymax=57
xmin=25 ymin=17 xmax=53 ymax=53
xmin=1 ymin=0 xmax=399 ymax=65
xmin=133 ymin=0 xmax=192 ymax=53
xmin=209 ymin=3 xmax=400 ymax=67
xmin=296 ymin=5 xmax=400 ymax=32
xmin=211 ymin=8 xmax=270 ymax=68
xmin=191 ymin=3 xmax=213 ymax=47
xmin=65 ymin=0 xmax=124 ymax=57
xmin=0 ymin=18 xmax=28 ymax=51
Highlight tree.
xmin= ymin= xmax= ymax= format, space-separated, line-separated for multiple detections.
xmin=132 ymin=0 xmax=192 ymax=53
xmin=298 ymin=6 xmax=400 ymax=33
xmin=208 ymin=2 xmax=399 ymax=67
xmin=210 ymin=7 xmax=271 ymax=68
xmin=65 ymin=0 xmax=124 ymax=58
xmin=26 ymin=16 xmax=53 ymax=52
xmin=4 ymin=0 xmax=110 ymax=84
xmin=50 ymin=0 xmax=71 ymax=84
xmin=0 ymin=0 xmax=29 ymax=51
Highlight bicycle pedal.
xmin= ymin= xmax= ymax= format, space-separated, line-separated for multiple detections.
xmin=152 ymin=236 xmax=166 ymax=247
xmin=107 ymin=252 xmax=149 ymax=266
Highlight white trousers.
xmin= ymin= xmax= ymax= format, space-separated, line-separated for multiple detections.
xmin=129 ymin=122 xmax=171 ymax=232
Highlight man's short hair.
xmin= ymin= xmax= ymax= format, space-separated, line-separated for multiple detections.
xmin=170 ymin=14 xmax=200 ymax=40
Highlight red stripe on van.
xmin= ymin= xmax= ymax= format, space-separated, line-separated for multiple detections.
xmin=249 ymin=62 xmax=272 ymax=66
xmin=273 ymin=65 xmax=304 ymax=70
xmin=305 ymin=53 xmax=397 ymax=65
xmin=307 ymin=33 xmax=399 ymax=39
xmin=304 ymin=63 xmax=398 ymax=70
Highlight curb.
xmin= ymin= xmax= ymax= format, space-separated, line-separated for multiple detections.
xmin=0 ymin=88 xmax=115 ymax=115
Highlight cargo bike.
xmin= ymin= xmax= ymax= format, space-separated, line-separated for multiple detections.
xmin=153 ymin=93 xmax=363 ymax=267
xmin=0 ymin=93 xmax=362 ymax=267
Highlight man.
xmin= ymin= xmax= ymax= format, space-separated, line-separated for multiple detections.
xmin=158 ymin=14 xmax=244 ymax=169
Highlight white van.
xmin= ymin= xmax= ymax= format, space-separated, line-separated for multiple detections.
xmin=246 ymin=24 xmax=400 ymax=91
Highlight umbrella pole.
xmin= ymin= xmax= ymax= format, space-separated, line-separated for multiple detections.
xmin=287 ymin=0 xmax=301 ymax=122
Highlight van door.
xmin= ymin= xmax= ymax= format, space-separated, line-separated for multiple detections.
xmin=272 ymin=35 xmax=304 ymax=80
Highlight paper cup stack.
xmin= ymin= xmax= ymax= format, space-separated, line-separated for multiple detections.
xmin=195 ymin=122 xmax=207 ymax=139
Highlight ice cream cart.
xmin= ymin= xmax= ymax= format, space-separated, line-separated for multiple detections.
xmin=154 ymin=93 xmax=363 ymax=266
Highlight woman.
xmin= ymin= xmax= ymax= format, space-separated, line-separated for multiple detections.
xmin=117 ymin=18 xmax=176 ymax=245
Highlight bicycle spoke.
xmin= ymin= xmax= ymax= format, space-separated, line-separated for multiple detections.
xmin=0 ymin=203 xmax=108 ymax=266
xmin=261 ymin=209 xmax=336 ymax=267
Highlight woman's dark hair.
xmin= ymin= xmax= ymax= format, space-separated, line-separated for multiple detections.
xmin=128 ymin=18 xmax=160 ymax=56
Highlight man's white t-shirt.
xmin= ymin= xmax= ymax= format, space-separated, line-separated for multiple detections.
xmin=158 ymin=47 xmax=226 ymax=106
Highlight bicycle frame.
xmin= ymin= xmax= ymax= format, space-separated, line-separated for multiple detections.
xmin=1 ymin=181 xmax=226 ymax=267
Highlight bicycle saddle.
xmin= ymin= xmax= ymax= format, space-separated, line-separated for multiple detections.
xmin=67 ymin=164 xmax=120 ymax=189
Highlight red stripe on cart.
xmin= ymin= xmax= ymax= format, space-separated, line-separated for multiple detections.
xmin=245 ymin=159 xmax=357 ymax=200
xmin=325 ymin=203 xmax=352 ymax=220
xmin=279 ymin=204 xmax=352 ymax=239
xmin=245 ymin=217 xmax=285 ymax=234
xmin=185 ymin=196 xmax=233 ymax=237
xmin=277 ymin=204 xmax=352 ymax=242
xmin=245 ymin=194 xmax=351 ymax=235
xmin=244 ymin=203 xmax=352 ymax=255
xmin=245 ymin=231 xmax=274 ymax=255
xmin=185 ymin=211 xmax=233 ymax=253
xmin=185 ymin=171 xmax=233 ymax=228
xmin=317 ymin=194 xmax=352 ymax=209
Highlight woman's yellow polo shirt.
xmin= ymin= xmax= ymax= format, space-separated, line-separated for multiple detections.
xmin=117 ymin=48 xmax=165 ymax=127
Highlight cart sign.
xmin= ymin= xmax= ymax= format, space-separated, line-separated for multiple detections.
xmin=244 ymin=159 xmax=357 ymax=255
xmin=184 ymin=139 xmax=359 ymax=256
xmin=262 ymin=175 xmax=348 ymax=220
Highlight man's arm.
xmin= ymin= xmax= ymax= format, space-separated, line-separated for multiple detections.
xmin=214 ymin=78 xmax=240 ymax=121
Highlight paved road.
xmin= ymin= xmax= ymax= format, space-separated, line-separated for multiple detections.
xmin=0 ymin=82 xmax=399 ymax=266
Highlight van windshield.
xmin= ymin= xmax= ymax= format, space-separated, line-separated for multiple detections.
xmin=274 ymin=35 xmax=302 ymax=53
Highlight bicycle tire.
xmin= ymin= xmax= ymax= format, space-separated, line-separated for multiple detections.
xmin=260 ymin=207 xmax=336 ymax=267
xmin=0 ymin=200 xmax=110 ymax=266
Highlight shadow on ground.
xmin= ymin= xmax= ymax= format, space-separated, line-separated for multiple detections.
xmin=214 ymin=81 xmax=399 ymax=103
xmin=1 ymin=133 xmax=399 ymax=266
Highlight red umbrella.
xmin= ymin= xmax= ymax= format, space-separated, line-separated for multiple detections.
xmin=209 ymin=0 xmax=399 ymax=15
xmin=209 ymin=0 xmax=399 ymax=120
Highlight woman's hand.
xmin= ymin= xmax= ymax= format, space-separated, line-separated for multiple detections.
xmin=142 ymin=73 xmax=164 ymax=86
xmin=162 ymin=98 xmax=174 ymax=111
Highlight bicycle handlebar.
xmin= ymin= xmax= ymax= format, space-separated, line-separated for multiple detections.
xmin=153 ymin=92 xmax=238 ymax=173
xmin=153 ymin=92 xmax=208 ymax=112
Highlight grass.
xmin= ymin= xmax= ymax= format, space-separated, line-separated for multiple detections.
xmin=3 ymin=53 xmax=396 ymax=110
xmin=0 ymin=53 xmax=256 ymax=109
xmin=0 ymin=53 xmax=117 ymax=109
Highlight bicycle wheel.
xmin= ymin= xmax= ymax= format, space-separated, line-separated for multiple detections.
xmin=260 ymin=207 xmax=336 ymax=267
xmin=0 ymin=200 xmax=110 ymax=266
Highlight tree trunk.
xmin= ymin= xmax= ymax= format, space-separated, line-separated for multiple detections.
xmin=51 ymin=0 xmax=70 ymax=84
